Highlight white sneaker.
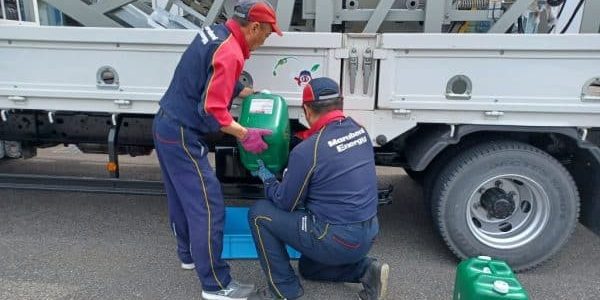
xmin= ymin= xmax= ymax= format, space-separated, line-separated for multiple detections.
xmin=201 ymin=280 xmax=256 ymax=300
xmin=181 ymin=262 xmax=195 ymax=270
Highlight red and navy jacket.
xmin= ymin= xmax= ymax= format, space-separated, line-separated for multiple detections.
xmin=264 ymin=115 xmax=378 ymax=224
xmin=159 ymin=20 xmax=249 ymax=134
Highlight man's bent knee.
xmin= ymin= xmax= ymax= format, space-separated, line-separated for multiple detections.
xmin=248 ymin=200 xmax=274 ymax=222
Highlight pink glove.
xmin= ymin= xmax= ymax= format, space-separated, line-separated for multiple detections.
xmin=239 ymin=128 xmax=272 ymax=154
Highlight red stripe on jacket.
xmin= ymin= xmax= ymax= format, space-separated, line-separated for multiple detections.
xmin=203 ymin=35 xmax=244 ymax=127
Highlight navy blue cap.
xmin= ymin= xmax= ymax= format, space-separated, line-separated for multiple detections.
xmin=302 ymin=77 xmax=341 ymax=103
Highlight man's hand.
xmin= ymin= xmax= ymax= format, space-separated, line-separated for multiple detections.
xmin=238 ymin=87 xmax=255 ymax=99
xmin=251 ymin=159 xmax=275 ymax=182
xmin=239 ymin=128 xmax=272 ymax=154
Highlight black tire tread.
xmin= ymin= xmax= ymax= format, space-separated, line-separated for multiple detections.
xmin=431 ymin=140 xmax=580 ymax=272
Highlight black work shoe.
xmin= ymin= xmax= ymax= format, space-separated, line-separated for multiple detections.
xmin=247 ymin=286 xmax=288 ymax=300
xmin=358 ymin=260 xmax=389 ymax=300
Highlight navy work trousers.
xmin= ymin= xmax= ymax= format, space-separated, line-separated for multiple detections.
xmin=248 ymin=200 xmax=378 ymax=299
xmin=152 ymin=112 xmax=231 ymax=291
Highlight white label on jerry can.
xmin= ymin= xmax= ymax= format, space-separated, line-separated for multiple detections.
xmin=249 ymin=99 xmax=274 ymax=114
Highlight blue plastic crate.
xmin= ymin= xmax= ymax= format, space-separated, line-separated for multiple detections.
xmin=222 ymin=207 xmax=301 ymax=260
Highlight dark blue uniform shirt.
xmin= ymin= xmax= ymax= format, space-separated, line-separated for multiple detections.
xmin=264 ymin=117 xmax=378 ymax=224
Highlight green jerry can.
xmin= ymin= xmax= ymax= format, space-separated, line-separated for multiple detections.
xmin=237 ymin=92 xmax=290 ymax=173
xmin=453 ymin=256 xmax=529 ymax=300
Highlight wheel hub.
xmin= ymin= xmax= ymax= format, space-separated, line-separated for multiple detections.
xmin=480 ymin=187 xmax=515 ymax=219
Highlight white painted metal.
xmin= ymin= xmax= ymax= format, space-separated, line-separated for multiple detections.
xmin=40 ymin=0 xmax=122 ymax=27
xmin=203 ymin=0 xmax=224 ymax=26
xmin=362 ymin=0 xmax=395 ymax=33
xmin=0 ymin=25 xmax=342 ymax=117
xmin=4 ymin=0 xmax=584 ymax=35
xmin=299 ymin=0 xmax=527 ymax=33
xmin=377 ymin=33 xmax=600 ymax=129
xmin=0 ymin=0 xmax=38 ymax=25
xmin=2 ymin=1 xmax=600 ymax=144
xmin=2 ymin=26 xmax=600 ymax=143
xmin=488 ymin=0 xmax=533 ymax=33
xmin=580 ymin=0 xmax=600 ymax=34
xmin=1 ymin=0 xmax=6 ymax=20
xmin=555 ymin=0 xmax=583 ymax=33
xmin=15 ymin=0 xmax=21 ymax=21
xmin=423 ymin=0 xmax=445 ymax=33
xmin=30 ymin=0 xmax=38 ymax=24
xmin=340 ymin=33 xmax=382 ymax=110
xmin=274 ymin=0 xmax=294 ymax=31
xmin=314 ymin=0 xmax=336 ymax=32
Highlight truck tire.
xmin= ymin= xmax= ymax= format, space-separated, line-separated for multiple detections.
xmin=431 ymin=140 xmax=579 ymax=271
xmin=423 ymin=137 xmax=484 ymax=211
xmin=404 ymin=168 xmax=425 ymax=184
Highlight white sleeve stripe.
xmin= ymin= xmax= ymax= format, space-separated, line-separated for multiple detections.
xmin=198 ymin=30 xmax=209 ymax=44
xmin=204 ymin=27 xmax=218 ymax=41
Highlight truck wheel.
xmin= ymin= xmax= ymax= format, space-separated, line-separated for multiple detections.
xmin=423 ymin=138 xmax=483 ymax=211
xmin=423 ymin=148 xmax=461 ymax=209
xmin=431 ymin=140 xmax=579 ymax=271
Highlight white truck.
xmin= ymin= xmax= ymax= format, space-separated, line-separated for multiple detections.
xmin=1 ymin=0 xmax=599 ymax=271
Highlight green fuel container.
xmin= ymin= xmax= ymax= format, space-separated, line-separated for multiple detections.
xmin=237 ymin=92 xmax=290 ymax=173
xmin=453 ymin=256 xmax=529 ymax=300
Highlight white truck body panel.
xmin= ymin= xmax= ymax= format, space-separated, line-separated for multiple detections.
xmin=0 ymin=26 xmax=342 ymax=124
xmin=1 ymin=25 xmax=600 ymax=143
xmin=376 ymin=33 xmax=600 ymax=130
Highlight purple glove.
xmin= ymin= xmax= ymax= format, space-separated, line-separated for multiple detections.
xmin=239 ymin=128 xmax=272 ymax=154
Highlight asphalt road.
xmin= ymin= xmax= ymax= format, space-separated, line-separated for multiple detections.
xmin=0 ymin=146 xmax=599 ymax=299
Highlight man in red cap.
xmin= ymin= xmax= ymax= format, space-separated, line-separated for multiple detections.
xmin=247 ymin=77 xmax=389 ymax=300
xmin=152 ymin=1 xmax=282 ymax=299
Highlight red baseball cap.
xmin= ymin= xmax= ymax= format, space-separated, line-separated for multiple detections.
xmin=233 ymin=0 xmax=283 ymax=36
